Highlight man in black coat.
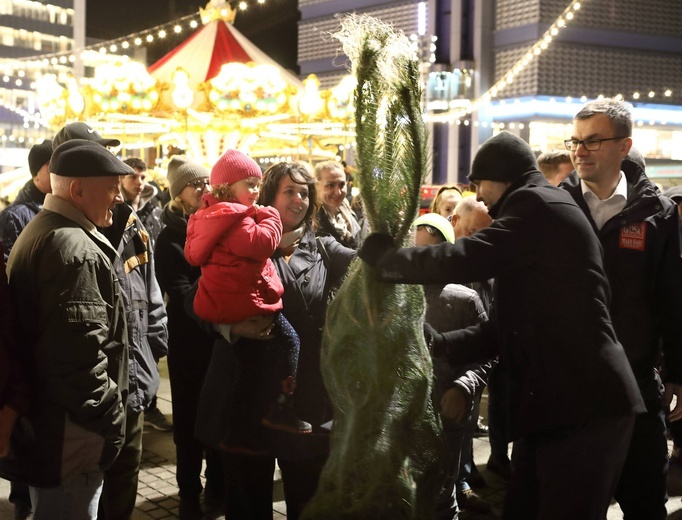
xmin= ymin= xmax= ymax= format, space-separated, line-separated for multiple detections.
xmin=359 ymin=131 xmax=645 ymax=520
xmin=561 ymin=98 xmax=682 ymax=519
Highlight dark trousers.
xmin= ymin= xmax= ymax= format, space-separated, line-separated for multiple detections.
xmin=168 ymin=335 xmax=225 ymax=500
xmin=487 ymin=361 xmax=511 ymax=463
xmin=99 ymin=410 xmax=144 ymax=520
xmin=503 ymin=414 xmax=634 ymax=520
xmin=433 ymin=421 xmax=466 ymax=520
xmin=614 ymin=408 xmax=668 ymax=519
xmin=222 ymin=452 xmax=326 ymax=520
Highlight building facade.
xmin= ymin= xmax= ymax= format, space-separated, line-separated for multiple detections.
xmin=0 ymin=0 xmax=84 ymax=170
xmin=298 ymin=0 xmax=682 ymax=184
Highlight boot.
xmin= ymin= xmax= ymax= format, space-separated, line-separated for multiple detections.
xmin=262 ymin=377 xmax=312 ymax=434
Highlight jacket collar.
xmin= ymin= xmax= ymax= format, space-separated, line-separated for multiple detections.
xmin=43 ymin=194 xmax=117 ymax=257
xmin=489 ymin=170 xmax=549 ymax=219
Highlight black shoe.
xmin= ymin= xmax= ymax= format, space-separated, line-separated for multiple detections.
xmin=487 ymin=455 xmax=512 ymax=481
xmin=467 ymin=464 xmax=487 ymax=489
xmin=144 ymin=406 xmax=173 ymax=432
xmin=13 ymin=501 xmax=32 ymax=520
xmin=179 ymin=495 xmax=203 ymax=520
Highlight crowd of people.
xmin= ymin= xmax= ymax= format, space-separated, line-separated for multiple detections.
xmin=0 ymin=96 xmax=680 ymax=520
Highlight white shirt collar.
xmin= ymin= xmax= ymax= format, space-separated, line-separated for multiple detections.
xmin=580 ymin=171 xmax=628 ymax=229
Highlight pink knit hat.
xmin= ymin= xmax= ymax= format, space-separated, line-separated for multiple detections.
xmin=210 ymin=149 xmax=262 ymax=186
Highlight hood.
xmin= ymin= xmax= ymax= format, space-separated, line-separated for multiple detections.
xmin=184 ymin=198 xmax=255 ymax=266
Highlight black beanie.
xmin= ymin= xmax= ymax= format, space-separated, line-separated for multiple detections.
xmin=468 ymin=131 xmax=538 ymax=184
xmin=28 ymin=139 xmax=53 ymax=177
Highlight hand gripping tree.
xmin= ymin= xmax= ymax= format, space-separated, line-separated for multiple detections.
xmin=302 ymin=15 xmax=443 ymax=520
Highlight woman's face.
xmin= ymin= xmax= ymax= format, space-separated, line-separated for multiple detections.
xmin=178 ymin=177 xmax=210 ymax=214
xmin=272 ymin=172 xmax=310 ymax=232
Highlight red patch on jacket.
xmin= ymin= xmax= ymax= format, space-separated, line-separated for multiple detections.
xmin=619 ymin=222 xmax=647 ymax=251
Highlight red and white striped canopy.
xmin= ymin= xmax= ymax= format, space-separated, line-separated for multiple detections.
xmin=148 ymin=19 xmax=302 ymax=91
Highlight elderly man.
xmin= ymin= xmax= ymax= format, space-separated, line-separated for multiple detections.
xmin=450 ymin=197 xmax=492 ymax=239
xmin=0 ymin=139 xmax=132 ymax=520
xmin=359 ymin=131 xmax=644 ymax=519
xmin=561 ymin=98 xmax=682 ymax=519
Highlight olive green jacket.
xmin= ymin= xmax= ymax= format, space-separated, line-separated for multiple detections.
xmin=0 ymin=194 xmax=128 ymax=487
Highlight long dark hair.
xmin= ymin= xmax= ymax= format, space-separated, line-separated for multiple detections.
xmin=259 ymin=162 xmax=319 ymax=232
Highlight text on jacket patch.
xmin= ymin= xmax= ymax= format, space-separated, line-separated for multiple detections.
xmin=619 ymin=222 xmax=647 ymax=251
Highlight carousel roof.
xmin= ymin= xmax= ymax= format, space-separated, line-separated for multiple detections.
xmin=147 ymin=18 xmax=302 ymax=91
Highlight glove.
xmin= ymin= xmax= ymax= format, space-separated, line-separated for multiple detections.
xmin=423 ymin=322 xmax=445 ymax=357
xmin=357 ymin=233 xmax=395 ymax=267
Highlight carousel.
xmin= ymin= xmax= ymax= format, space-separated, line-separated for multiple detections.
xmin=34 ymin=0 xmax=357 ymax=167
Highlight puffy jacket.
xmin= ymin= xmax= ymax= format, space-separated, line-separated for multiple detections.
xmin=371 ymin=172 xmax=645 ymax=440
xmin=101 ymin=203 xmax=168 ymax=413
xmin=561 ymin=159 xmax=682 ymax=406
xmin=0 ymin=195 xmax=128 ymax=487
xmin=0 ymin=179 xmax=46 ymax=261
xmin=185 ymin=195 xmax=284 ymax=323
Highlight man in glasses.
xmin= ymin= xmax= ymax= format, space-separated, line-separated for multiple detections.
xmin=561 ymin=98 xmax=682 ymax=519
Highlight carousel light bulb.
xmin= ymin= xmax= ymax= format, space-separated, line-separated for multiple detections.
xmin=158 ymin=30 xmax=166 ymax=38
xmin=122 ymin=41 xmax=130 ymax=49
xmin=135 ymin=38 xmax=142 ymax=45
xmin=665 ymin=89 xmax=672 ymax=97
xmin=648 ymin=91 xmax=655 ymax=98
xmin=190 ymin=20 xmax=198 ymax=28
xmin=146 ymin=34 xmax=154 ymax=42
xmin=566 ymin=12 xmax=574 ymax=20
xmin=633 ymin=92 xmax=640 ymax=99
xmin=174 ymin=25 xmax=182 ymax=33
xmin=17 ymin=70 xmax=24 ymax=77
xmin=110 ymin=44 xmax=117 ymax=52
xmin=59 ymin=56 xmax=67 ymax=63
xmin=239 ymin=1 xmax=247 ymax=9
xmin=574 ymin=2 xmax=581 ymax=9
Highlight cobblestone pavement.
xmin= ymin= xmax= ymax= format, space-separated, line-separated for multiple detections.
xmin=2 ymin=362 xmax=682 ymax=518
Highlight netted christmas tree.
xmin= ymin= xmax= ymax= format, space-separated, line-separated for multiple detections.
xmin=302 ymin=14 xmax=443 ymax=520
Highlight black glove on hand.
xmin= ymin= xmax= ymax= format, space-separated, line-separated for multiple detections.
xmin=358 ymin=233 xmax=395 ymax=267
xmin=423 ymin=322 xmax=445 ymax=357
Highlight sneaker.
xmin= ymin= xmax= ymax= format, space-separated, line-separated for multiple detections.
xmin=261 ymin=404 xmax=313 ymax=434
xmin=474 ymin=417 xmax=489 ymax=437
xmin=144 ymin=407 xmax=173 ymax=432
xmin=487 ymin=455 xmax=513 ymax=481
xmin=456 ymin=488 xmax=492 ymax=514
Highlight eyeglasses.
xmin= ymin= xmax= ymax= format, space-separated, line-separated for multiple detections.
xmin=188 ymin=179 xmax=210 ymax=190
xmin=564 ymin=136 xmax=627 ymax=152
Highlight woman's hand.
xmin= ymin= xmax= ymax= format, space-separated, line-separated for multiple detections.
xmin=231 ymin=314 xmax=276 ymax=341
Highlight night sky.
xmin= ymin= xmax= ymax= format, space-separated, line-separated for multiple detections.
xmin=86 ymin=0 xmax=300 ymax=73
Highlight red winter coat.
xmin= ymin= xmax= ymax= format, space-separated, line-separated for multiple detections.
xmin=185 ymin=194 xmax=284 ymax=323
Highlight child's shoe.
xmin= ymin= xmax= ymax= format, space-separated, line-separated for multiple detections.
xmin=261 ymin=376 xmax=312 ymax=434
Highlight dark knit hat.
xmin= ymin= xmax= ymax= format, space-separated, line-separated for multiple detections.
xmin=50 ymin=139 xmax=134 ymax=177
xmin=167 ymin=155 xmax=209 ymax=199
xmin=664 ymin=186 xmax=682 ymax=204
xmin=468 ymin=131 xmax=538 ymax=184
xmin=28 ymin=139 xmax=53 ymax=177
xmin=52 ymin=122 xmax=121 ymax=149
xmin=210 ymin=149 xmax=262 ymax=187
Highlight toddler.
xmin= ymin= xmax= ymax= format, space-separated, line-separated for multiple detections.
xmin=185 ymin=149 xmax=311 ymax=451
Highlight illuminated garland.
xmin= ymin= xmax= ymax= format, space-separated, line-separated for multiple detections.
xmin=1 ymin=0 xmax=271 ymax=75
xmin=426 ymin=0 xmax=672 ymax=124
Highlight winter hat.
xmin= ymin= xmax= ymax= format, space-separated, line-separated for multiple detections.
xmin=468 ymin=131 xmax=538 ymax=184
xmin=52 ymin=122 xmax=120 ymax=149
xmin=413 ymin=213 xmax=455 ymax=244
xmin=50 ymin=139 xmax=134 ymax=177
xmin=210 ymin=149 xmax=262 ymax=187
xmin=663 ymin=186 xmax=682 ymax=204
xmin=28 ymin=139 xmax=53 ymax=176
xmin=167 ymin=155 xmax=210 ymax=199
